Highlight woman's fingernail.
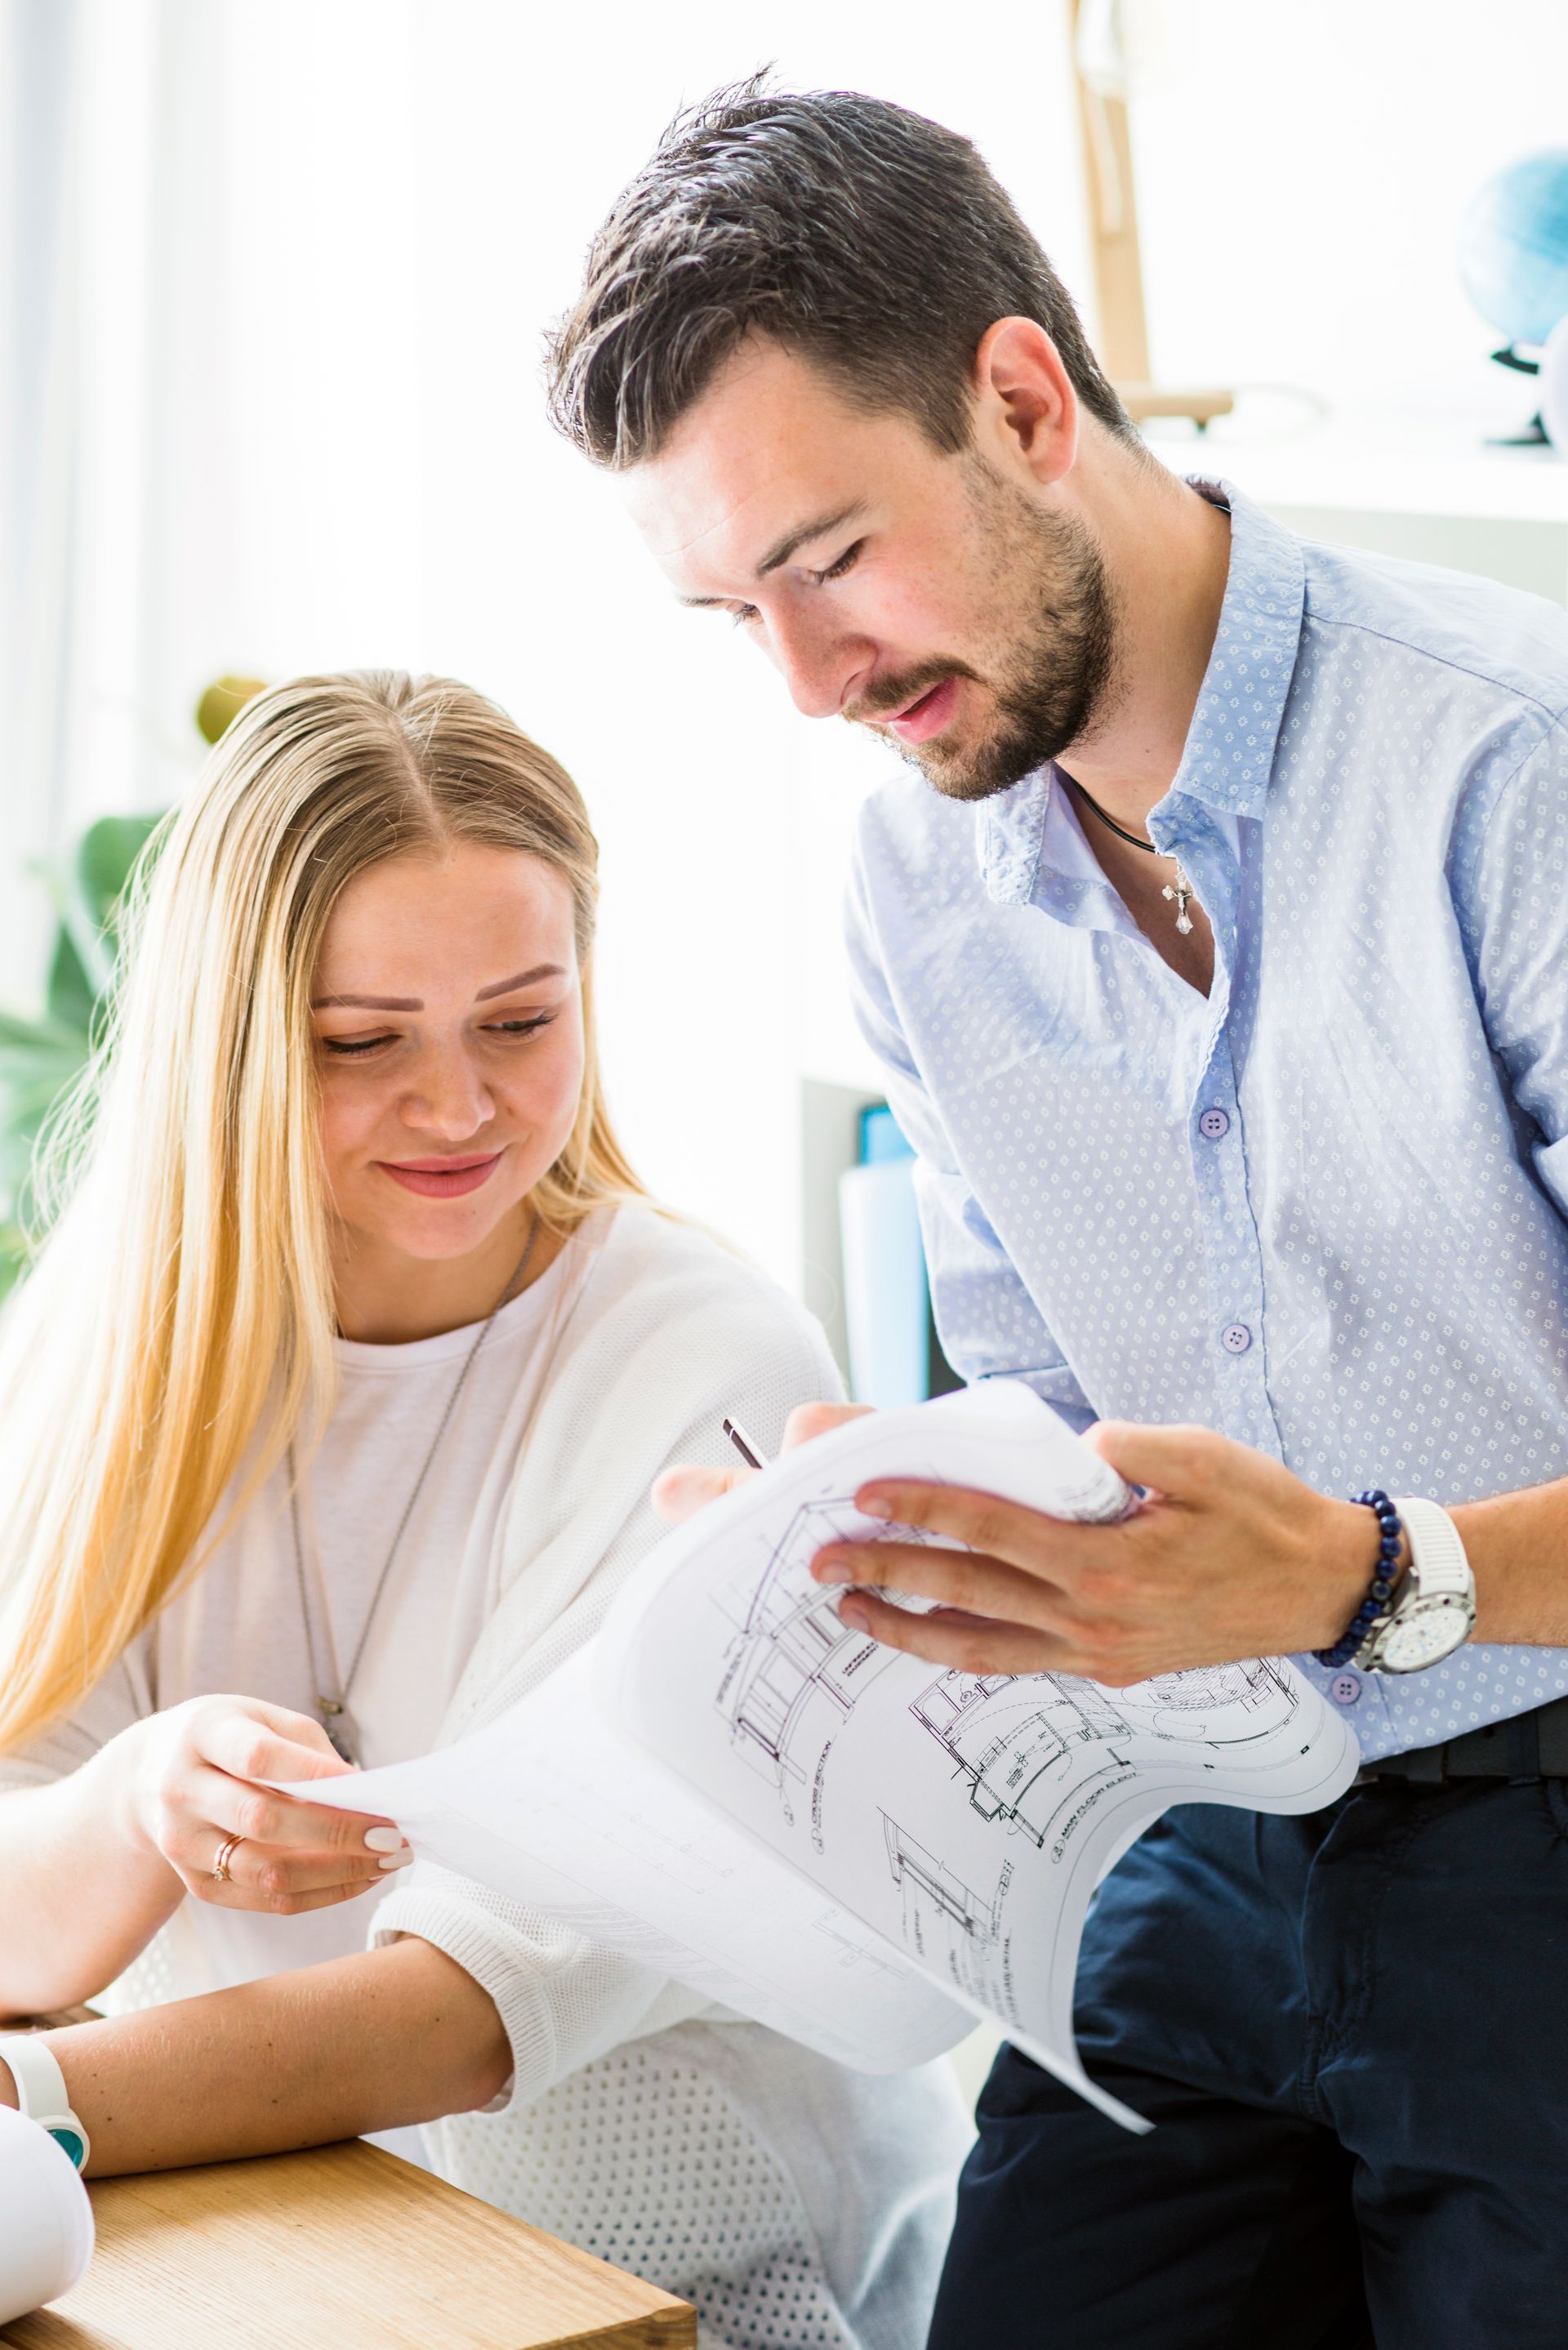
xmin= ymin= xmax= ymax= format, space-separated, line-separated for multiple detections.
xmin=838 ymin=1596 xmax=871 ymax=1632
xmin=814 ymin=1555 xmax=853 ymax=1585
xmin=364 ymin=1826 xmax=404 ymax=1853
xmin=858 ymin=1493 xmax=893 ymax=1519
xmin=377 ymin=1851 xmax=415 ymax=1871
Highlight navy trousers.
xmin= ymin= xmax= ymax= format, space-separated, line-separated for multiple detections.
xmin=928 ymin=1777 xmax=1568 ymax=2349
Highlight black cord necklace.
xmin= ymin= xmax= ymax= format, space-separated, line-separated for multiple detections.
xmin=1064 ymin=774 xmax=1196 ymax=935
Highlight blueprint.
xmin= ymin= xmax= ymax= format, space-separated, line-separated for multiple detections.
xmin=287 ymin=1381 xmax=1361 ymax=2131
xmin=599 ymin=1380 xmax=1360 ymax=2129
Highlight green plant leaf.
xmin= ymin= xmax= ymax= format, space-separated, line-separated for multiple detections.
xmin=0 ymin=1008 xmax=88 ymax=1055
xmin=1 ymin=806 xmax=167 ymax=1260
xmin=57 ymin=816 xmax=157 ymax=1005
xmin=0 ymin=1220 xmax=31 ymax=1301
xmin=40 ymin=813 xmax=163 ymax=1033
xmin=44 ymin=924 xmax=96 ymax=1033
xmin=77 ymin=814 xmax=162 ymax=937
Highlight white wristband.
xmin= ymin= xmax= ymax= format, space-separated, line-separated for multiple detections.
xmin=0 ymin=2036 xmax=89 ymax=2172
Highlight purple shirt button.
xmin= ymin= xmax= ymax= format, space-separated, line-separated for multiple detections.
xmin=1222 ymin=1322 xmax=1252 ymax=1353
xmin=1199 ymin=1108 xmax=1231 ymax=1139
xmin=1331 ymin=1671 xmax=1362 ymax=1705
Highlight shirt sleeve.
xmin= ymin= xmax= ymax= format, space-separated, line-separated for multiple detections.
xmin=368 ymin=1316 xmax=844 ymax=2112
xmin=1457 ymin=716 xmax=1568 ymax=1220
xmin=844 ymin=840 xmax=1094 ymax=1429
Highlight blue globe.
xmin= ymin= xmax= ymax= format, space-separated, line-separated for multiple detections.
xmin=1457 ymin=149 xmax=1568 ymax=350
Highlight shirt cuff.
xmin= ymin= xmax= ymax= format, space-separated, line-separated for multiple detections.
xmin=368 ymin=1868 xmax=714 ymax=2116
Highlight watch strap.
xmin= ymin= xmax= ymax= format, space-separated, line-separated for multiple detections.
xmin=1391 ymin=1496 xmax=1472 ymax=1602
xmin=0 ymin=2033 xmax=89 ymax=2170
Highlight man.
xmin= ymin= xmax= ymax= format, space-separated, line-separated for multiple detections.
xmin=546 ymin=77 xmax=1568 ymax=2350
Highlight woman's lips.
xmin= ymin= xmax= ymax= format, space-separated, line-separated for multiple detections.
xmin=884 ymin=676 xmax=961 ymax=744
xmin=378 ymin=1153 xmax=501 ymax=1199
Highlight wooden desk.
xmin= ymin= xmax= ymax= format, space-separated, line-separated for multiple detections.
xmin=2 ymin=2140 xmax=695 ymax=2349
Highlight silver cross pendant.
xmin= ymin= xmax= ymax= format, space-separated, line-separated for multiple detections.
xmin=1162 ymin=864 xmax=1196 ymax=935
xmin=317 ymin=1697 xmax=359 ymax=1768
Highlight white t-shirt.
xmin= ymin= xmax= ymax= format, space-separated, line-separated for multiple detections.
xmin=18 ymin=1251 xmax=572 ymax=2001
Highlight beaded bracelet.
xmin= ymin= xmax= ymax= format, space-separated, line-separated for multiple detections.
xmin=1312 ymin=1489 xmax=1405 ymax=1669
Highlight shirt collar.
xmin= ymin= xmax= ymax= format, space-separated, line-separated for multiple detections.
xmin=978 ymin=479 xmax=1306 ymax=905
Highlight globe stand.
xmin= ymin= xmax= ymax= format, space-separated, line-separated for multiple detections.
xmin=1485 ymin=344 xmax=1549 ymax=447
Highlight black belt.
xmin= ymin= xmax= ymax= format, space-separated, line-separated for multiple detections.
xmin=1358 ymin=1693 xmax=1568 ymax=1786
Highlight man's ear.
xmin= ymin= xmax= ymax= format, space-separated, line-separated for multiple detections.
xmin=971 ymin=315 xmax=1079 ymax=489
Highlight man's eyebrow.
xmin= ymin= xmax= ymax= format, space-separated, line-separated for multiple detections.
xmin=310 ymin=964 xmax=566 ymax=1012
xmin=676 ymin=502 xmax=868 ymax=608
xmin=755 ymin=502 xmax=866 ymax=578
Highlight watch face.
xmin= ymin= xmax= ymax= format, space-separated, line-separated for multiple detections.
xmin=1378 ymin=1599 xmax=1472 ymax=1674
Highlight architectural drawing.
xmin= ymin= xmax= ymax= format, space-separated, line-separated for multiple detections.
xmin=883 ymin=1817 xmax=1007 ymax=2002
xmin=910 ymin=1672 xmax=1134 ymax=1848
xmin=1114 ymin=1659 xmax=1294 ymax=1740
xmin=910 ymin=1659 xmax=1298 ymax=1849
xmin=711 ymin=1496 xmax=909 ymax=1814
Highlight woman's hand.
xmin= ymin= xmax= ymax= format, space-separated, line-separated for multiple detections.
xmin=101 ymin=1697 xmax=411 ymax=1916
xmin=652 ymin=1402 xmax=871 ymax=1522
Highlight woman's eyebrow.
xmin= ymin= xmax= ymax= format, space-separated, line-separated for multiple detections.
xmin=310 ymin=991 xmax=421 ymax=1010
xmin=474 ymin=963 xmax=567 ymax=1001
xmin=310 ymin=964 xmax=567 ymax=1012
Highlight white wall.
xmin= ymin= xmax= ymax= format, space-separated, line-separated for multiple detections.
xmin=10 ymin=0 xmax=1566 ymax=1291
xmin=1128 ymin=0 xmax=1568 ymax=407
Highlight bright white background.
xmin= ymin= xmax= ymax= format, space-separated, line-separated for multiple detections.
xmin=4 ymin=0 xmax=1566 ymax=1290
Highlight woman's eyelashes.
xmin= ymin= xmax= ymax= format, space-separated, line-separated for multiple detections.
xmin=318 ymin=1013 xmax=557 ymax=1059
xmin=483 ymin=1013 xmax=558 ymax=1037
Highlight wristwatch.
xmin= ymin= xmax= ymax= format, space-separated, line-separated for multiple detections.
xmin=1356 ymin=1496 xmax=1477 ymax=1674
xmin=0 ymin=2034 xmax=89 ymax=2170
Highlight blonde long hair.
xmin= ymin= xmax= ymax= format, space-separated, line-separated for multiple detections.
xmin=0 ymin=671 xmax=644 ymax=1750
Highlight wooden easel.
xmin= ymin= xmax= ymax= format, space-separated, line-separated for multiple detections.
xmin=1069 ymin=0 xmax=1233 ymax=430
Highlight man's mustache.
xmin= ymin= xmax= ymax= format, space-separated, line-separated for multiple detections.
xmin=844 ymin=658 xmax=986 ymax=727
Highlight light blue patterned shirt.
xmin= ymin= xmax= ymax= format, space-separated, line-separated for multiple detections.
xmin=845 ymin=479 xmax=1568 ymax=1763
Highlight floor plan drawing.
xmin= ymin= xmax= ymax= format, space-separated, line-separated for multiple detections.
xmin=1112 ymin=1659 xmax=1296 ymax=1742
xmin=910 ymin=1671 xmax=1134 ymax=1849
xmin=910 ymin=1659 xmax=1302 ymax=1849
xmin=883 ymin=1817 xmax=1007 ymax=2002
xmin=711 ymin=1496 xmax=907 ymax=1816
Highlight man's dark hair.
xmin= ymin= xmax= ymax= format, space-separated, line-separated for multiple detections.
xmin=545 ymin=75 xmax=1135 ymax=467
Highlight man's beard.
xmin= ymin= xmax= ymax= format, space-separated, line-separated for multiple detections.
xmin=845 ymin=464 xmax=1120 ymax=804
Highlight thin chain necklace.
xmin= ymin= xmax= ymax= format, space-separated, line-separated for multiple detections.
xmin=287 ymin=1215 xmax=540 ymax=1766
xmin=1067 ymin=774 xmax=1197 ymax=936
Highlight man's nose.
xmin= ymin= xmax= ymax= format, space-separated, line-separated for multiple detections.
xmin=764 ymin=609 xmax=867 ymax=720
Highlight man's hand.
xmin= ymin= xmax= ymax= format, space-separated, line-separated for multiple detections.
xmin=809 ymin=1421 xmax=1381 ymax=1684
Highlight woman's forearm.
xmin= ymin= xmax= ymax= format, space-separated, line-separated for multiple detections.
xmin=0 ymin=1938 xmax=510 ymax=2174
xmin=0 ymin=1756 xmax=185 ymax=2018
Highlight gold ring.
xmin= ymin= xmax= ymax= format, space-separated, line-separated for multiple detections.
xmin=211 ymin=1833 xmax=243 ymax=1885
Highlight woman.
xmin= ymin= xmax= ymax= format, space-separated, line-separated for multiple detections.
xmin=0 ymin=673 xmax=966 ymax=2346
